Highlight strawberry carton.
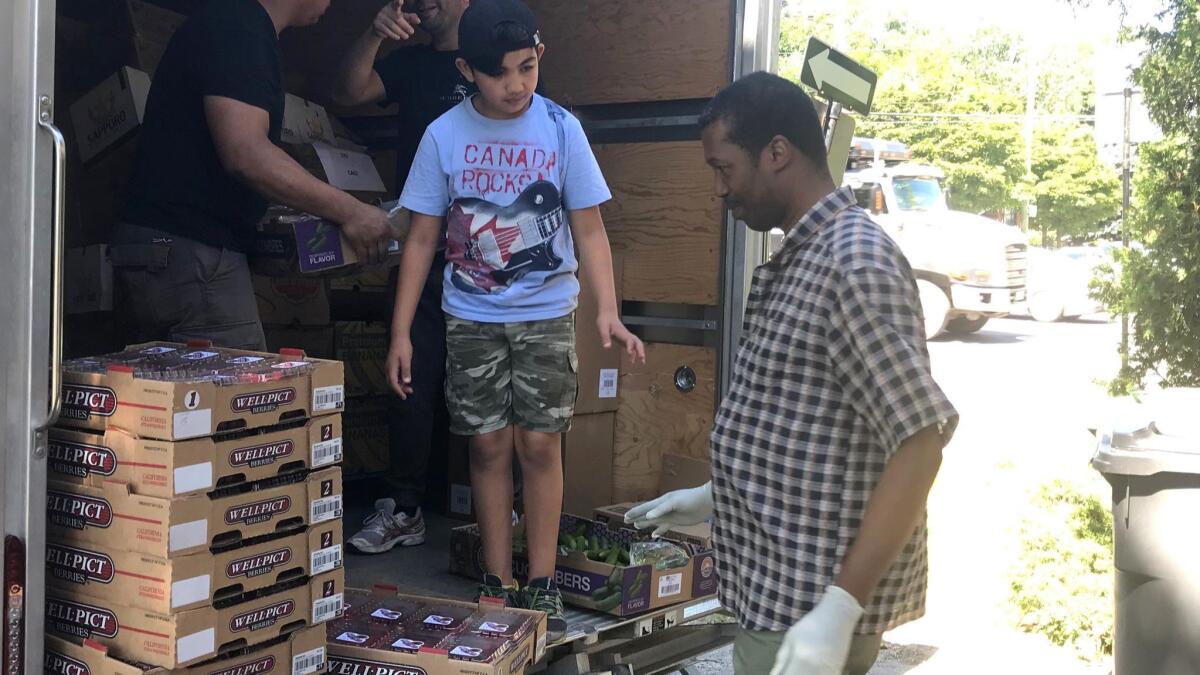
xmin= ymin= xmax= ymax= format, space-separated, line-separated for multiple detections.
xmin=47 ymin=571 xmax=345 ymax=669
xmin=47 ymin=519 xmax=343 ymax=614
xmin=48 ymin=417 xmax=344 ymax=499
xmin=45 ymin=623 xmax=328 ymax=675
xmin=60 ymin=343 xmax=345 ymax=441
xmin=47 ymin=467 xmax=343 ymax=558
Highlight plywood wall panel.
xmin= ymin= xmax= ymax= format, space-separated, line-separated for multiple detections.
xmin=612 ymin=343 xmax=716 ymax=502
xmin=528 ymin=0 xmax=733 ymax=106
xmin=594 ymin=142 xmax=721 ymax=306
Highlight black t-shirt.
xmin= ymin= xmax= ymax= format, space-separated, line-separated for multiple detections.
xmin=122 ymin=0 xmax=283 ymax=252
xmin=374 ymin=45 xmax=475 ymax=186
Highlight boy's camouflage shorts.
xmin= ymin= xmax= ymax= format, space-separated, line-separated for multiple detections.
xmin=444 ymin=313 xmax=578 ymax=436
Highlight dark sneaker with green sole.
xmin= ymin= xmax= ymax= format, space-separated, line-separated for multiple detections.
xmin=522 ymin=577 xmax=567 ymax=640
xmin=475 ymin=574 xmax=520 ymax=607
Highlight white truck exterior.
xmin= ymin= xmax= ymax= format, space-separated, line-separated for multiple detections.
xmin=842 ymin=138 xmax=1028 ymax=338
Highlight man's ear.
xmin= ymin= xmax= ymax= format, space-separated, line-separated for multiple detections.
xmin=455 ymin=57 xmax=475 ymax=82
xmin=765 ymin=135 xmax=794 ymax=172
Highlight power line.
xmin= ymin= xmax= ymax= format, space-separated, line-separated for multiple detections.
xmin=870 ymin=111 xmax=1097 ymax=121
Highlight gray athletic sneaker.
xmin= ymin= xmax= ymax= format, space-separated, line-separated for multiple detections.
xmin=347 ymin=499 xmax=426 ymax=553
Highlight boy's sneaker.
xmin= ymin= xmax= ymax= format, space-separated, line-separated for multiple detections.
xmin=347 ymin=499 xmax=426 ymax=553
xmin=522 ymin=577 xmax=567 ymax=640
xmin=475 ymin=574 xmax=520 ymax=606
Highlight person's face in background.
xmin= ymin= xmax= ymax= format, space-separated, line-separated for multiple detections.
xmin=407 ymin=0 xmax=470 ymax=37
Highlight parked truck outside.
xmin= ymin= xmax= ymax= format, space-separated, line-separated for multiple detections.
xmin=842 ymin=137 xmax=1028 ymax=338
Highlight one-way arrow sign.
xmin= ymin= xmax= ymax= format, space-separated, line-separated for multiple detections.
xmin=800 ymin=36 xmax=878 ymax=115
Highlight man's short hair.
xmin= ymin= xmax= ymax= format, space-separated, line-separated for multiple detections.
xmin=699 ymin=71 xmax=829 ymax=175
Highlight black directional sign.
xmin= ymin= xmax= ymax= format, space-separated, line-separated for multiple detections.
xmin=800 ymin=36 xmax=878 ymax=116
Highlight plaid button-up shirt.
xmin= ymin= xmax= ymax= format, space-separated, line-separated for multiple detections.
xmin=711 ymin=186 xmax=959 ymax=634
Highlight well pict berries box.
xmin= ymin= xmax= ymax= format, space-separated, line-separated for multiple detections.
xmin=47 ymin=570 xmax=345 ymax=670
xmin=48 ymin=417 xmax=344 ymax=499
xmin=45 ymin=622 xmax=329 ymax=675
xmin=449 ymin=514 xmax=718 ymax=618
xmin=60 ymin=343 xmax=345 ymax=441
xmin=47 ymin=467 xmax=344 ymax=558
xmin=327 ymin=588 xmax=548 ymax=675
xmin=47 ymin=519 xmax=343 ymax=614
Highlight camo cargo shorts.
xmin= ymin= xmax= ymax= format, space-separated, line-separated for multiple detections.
xmin=444 ymin=313 xmax=578 ymax=436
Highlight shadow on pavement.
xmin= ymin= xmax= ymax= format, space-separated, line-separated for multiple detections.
xmin=932 ymin=330 xmax=1029 ymax=345
xmin=870 ymin=641 xmax=939 ymax=674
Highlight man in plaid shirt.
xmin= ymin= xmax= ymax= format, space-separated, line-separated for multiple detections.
xmin=626 ymin=72 xmax=958 ymax=675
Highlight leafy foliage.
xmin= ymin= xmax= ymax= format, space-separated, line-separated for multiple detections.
xmin=1009 ymin=480 xmax=1114 ymax=662
xmin=1095 ymin=1 xmax=1200 ymax=392
xmin=778 ymin=9 xmax=1119 ymax=233
xmin=1029 ymin=125 xmax=1122 ymax=245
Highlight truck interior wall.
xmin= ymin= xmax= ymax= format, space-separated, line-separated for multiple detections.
xmin=279 ymin=0 xmax=734 ymax=501
xmin=612 ymin=344 xmax=717 ymax=503
xmin=51 ymin=0 xmax=738 ymax=512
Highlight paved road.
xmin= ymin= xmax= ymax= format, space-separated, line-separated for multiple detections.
xmin=682 ymin=314 xmax=1121 ymax=675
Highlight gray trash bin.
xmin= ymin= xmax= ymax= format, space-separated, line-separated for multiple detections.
xmin=1092 ymin=389 xmax=1200 ymax=674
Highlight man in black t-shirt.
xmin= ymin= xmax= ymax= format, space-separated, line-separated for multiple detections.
xmin=333 ymin=0 xmax=474 ymax=553
xmin=115 ymin=0 xmax=397 ymax=350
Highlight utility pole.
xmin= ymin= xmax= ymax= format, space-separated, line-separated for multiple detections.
xmin=1120 ymin=87 xmax=1132 ymax=372
xmin=1024 ymin=45 xmax=1038 ymax=232
xmin=1025 ymin=59 xmax=1036 ymax=177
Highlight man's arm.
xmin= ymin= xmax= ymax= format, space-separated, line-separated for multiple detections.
xmin=332 ymin=2 xmax=419 ymax=107
xmin=835 ymin=423 xmax=944 ymax=605
xmin=204 ymin=96 xmax=394 ymax=262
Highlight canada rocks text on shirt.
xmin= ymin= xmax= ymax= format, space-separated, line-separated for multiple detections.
xmin=460 ymin=141 xmax=559 ymax=200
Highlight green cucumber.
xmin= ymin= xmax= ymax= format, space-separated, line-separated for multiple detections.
xmin=594 ymin=591 xmax=623 ymax=612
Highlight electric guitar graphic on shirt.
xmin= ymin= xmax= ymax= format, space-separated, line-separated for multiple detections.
xmin=446 ymin=180 xmax=566 ymax=294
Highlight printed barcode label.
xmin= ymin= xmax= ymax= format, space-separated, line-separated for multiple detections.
xmin=311 ymin=438 xmax=343 ymax=467
xmin=312 ymin=385 xmax=345 ymax=412
xmin=658 ymin=573 xmax=683 ymax=598
xmin=310 ymin=495 xmax=343 ymax=524
xmin=310 ymin=544 xmax=343 ymax=574
xmin=598 ymin=368 xmax=619 ymax=399
xmin=313 ymin=593 xmax=344 ymax=623
xmin=292 ymin=647 xmax=326 ymax=675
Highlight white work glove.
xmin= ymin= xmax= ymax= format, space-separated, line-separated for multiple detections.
xmin=770 ymin=586 xmax=865 ymax=675
xmin=623 ymin=482 xmax=713 ymax=537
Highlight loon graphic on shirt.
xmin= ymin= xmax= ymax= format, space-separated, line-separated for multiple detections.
xmin=445 ymin=180 xmax=565 ymax=294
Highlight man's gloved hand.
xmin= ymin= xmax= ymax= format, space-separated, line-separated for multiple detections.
xmin=623 ymin=482 xmax=713 ymax=537
xmin=769 ymin=586 xmax=864 ymax=675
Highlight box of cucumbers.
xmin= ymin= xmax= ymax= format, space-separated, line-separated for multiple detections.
xmin=449 ymin=514 xmax=719 ymax=617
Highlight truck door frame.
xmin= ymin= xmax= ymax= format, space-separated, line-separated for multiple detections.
xmin=719 ymin=0 xmax=781 ymax=400
xmin=1 ymin=0 xmax=60 ymax=670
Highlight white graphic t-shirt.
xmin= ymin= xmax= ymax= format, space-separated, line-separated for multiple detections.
xmin=399 ymin=94 xmax=612 ymax=323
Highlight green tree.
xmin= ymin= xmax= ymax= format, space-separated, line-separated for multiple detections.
xmin=1096 ymin=1 xmax=1200 ymax=392
xmin=1030 ymin=126 xmax=1122 ymax=245
xmin=778 ymin=9 xmax=1118 ymax=225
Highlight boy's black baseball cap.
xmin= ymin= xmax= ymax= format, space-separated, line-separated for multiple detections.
xmin=458 ymin=0 xmax=541 ymax=65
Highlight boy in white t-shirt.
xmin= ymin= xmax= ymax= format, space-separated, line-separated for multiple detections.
xmin=386 ymin=0 xmax=644 ymax=636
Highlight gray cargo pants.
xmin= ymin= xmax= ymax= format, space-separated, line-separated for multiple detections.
xmin=733 ymin=628 xmax=883 ymax=675
xmin=110 ymin=223 xmax=267 ymax=351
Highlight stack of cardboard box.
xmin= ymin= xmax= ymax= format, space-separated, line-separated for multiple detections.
xmin=45 ymin=342 xmax=347 ymax=670
xmin=334 ymin=322 xmax=393 ymax=476
xmin=256 ymin=276 xmax=335 ymax=360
